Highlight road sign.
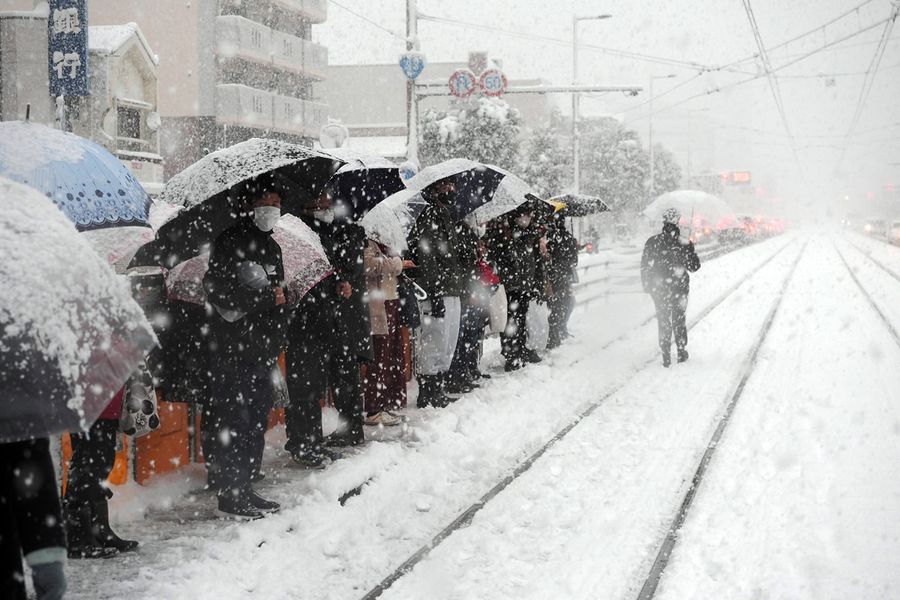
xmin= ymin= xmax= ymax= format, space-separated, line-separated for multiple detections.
xmin=399 ymin=51 xmax=426 ymax=81
xmin=479 ymin=68 xmax=508 ymax=97
xmin=48 ymin=0 xmax=89 ymax=97
xmin=448 ymin=68 xmax=478 ymax=98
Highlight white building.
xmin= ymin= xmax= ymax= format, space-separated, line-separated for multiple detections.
xmin=87 ymin=0 xmax=330 ymax=177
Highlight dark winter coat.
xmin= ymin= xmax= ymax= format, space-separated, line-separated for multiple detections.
xmin=1 ymin=438 xmax=66 ymax=600
xmin=203 ymin=218 xmax=287 ymax=364
xmin=407 ymin=198 xmax=462 ymax=299
xmin=330 ymin=222 xmax=374 ymax=362
xmin=546 ymin=220 xmax=579 ymax=290
xmin=486 ymin=220 xmax=543 ymax=297
xmin=640 ymin=222 xmax=701 ymax=296
xmin=454 ymin=221 xmax=482 ymax=300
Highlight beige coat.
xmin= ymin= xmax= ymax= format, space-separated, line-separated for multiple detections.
xmin=365 ymin=240 xmax=403 ymax=336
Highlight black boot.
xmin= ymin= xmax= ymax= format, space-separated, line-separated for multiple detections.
xmin=677 ymin=348 xmax=689 ymax=363
xmin=416 ymin=375 xmax=433 ymax=408
xmin=65 ymin=502 xmax=118 ymax=559
xmin=91 ymin=498 xmax=138 ymax=552
xmin=661 ymin=349 xmax=671 ymax=368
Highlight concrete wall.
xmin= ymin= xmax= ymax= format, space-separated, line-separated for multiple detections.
xmin=88 ymin=0 xmax=205 ymax=118
xmin=0 ymin=13 xmax=52 ymax=123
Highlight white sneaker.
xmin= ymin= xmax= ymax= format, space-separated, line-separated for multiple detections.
xmin=364 ymin=411 xmax=402 ymax=427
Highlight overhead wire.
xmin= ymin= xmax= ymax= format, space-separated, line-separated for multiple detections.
xmin=836 ymin=0 xmax=900 ymax=168
xmin=328 ymin=0 xmax=407 ymax=42
xmin=740 ymin=0 xmax=801 ymax=164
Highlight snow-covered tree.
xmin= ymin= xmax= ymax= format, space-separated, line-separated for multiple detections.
xmin=519 ymin=124 xmax=571 ymax=198
xmin=650 ymin=144 xmax=682 ymax=197
xmin=419 ymin=97 xmax=522 ymax=171
xmin=579 ymin=117 xmax=650 ymax=215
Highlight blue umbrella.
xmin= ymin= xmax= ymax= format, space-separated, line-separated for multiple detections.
xmin=0 ymin=121 xmax=151 ymax=231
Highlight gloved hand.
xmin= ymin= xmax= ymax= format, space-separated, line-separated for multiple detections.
xmin=429 ymin=296 xmax=446 ymax=318
xmin=31 ymin=560 xmax=67 ymax=600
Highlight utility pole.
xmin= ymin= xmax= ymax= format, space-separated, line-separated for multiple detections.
xmin=406 ymin=0 xmax=419 ymax=163
xmin=648 ymin=73 xmax=676 ymax=198
xmin=572 ymin=14 xmax=611 ymax=194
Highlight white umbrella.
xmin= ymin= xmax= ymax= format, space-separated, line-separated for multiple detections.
xmin=643 ymin=190 xmax=737 ymax=225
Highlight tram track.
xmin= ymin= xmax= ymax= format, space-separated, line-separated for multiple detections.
xmin=635 ymin=241 xmax=807 ymax=599
xmin=833 ymin=240 xmax=900 ymax=348
xmin=360 ymin=239 xmax=801 ymax=600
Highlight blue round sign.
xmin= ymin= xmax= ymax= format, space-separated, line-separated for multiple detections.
xmin=399 ymin=52 xmax=426 ymax=81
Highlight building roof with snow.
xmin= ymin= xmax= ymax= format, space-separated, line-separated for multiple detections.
xmin=89 ymin=23 xmax=159 ymax=66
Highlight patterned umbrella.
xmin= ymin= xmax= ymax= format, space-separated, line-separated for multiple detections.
xmin=0 ymin=121 xmax=150 ymax=231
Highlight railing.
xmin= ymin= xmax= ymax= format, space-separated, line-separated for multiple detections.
xmin=271 ymin=0 xmax=328 ymax=23
xmin=216 ymin=84 xmax=274 ymax=129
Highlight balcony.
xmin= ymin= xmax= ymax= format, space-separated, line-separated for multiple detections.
xmin=302 ymin=39 xmax=328 ymax=80
xmin=218 ymin=84 xmax=325 ymax=138
xmin=216 ymin=84 xmax=274 ymax=130
xmin=216 ymin=15 xmax=327 ymax=79
xmin=216 ymin=15 xmax=271 ymax=66
xmin=272 ymin=95 xmax=306 ymax=135
xmin=303 ymin=99 xmax=327 ymax=137
xmin=272 ymin=0 xmax=328 ymax=24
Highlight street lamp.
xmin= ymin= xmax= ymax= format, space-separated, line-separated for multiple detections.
xmin=648 ymin=73 xmax=677 ymax=197
xmin=572 ymin=13 xmax=612 ymax=193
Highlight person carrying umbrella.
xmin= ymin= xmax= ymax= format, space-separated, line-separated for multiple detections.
xmin=546 ymin=211 xmax=579 ymax=349
xmin=202 ymin=175 xmax=287 ymax=519
xmin=640 ymin=208 xmax=701 ymax=367
xmin=408 ymin=178 xmax=463 ymax=407
xmin=486 ymin=204 xmax=545 ymax=371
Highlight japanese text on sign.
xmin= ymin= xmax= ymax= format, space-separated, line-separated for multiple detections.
xmin=48 ymin=0 xmax=89 ymax=97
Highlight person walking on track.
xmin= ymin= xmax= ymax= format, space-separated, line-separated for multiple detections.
xmin=640 ymin=208 xmax=701 ymax=367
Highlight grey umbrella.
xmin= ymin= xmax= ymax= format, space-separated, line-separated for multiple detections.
xmin=0 ymin=177 xmax=157 ymax=443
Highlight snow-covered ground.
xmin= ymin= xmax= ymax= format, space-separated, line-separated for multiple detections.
xmin=66 ymin=230 xmax=900 ymax=600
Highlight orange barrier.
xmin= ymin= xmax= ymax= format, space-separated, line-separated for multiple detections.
xmin=134 ymin=400 xmax=190 ymax=485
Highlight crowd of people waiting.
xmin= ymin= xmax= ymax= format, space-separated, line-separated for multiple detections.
xmin=2 ymin=166 xmax=582 ymax=600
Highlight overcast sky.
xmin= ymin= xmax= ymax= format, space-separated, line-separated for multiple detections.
xmin=317 ymin=0 xmax=900 ymax=213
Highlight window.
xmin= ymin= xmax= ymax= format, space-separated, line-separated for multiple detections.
xmin=250 ymin=28 xmax=262 ymax=48
xmin=117 ymin=106 xmax=141 ymax=139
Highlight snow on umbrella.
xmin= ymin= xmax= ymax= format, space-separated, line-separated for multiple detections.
xmin=549 ymin=193 xmax=611 ymax=218
xmin=0 ymin=177 xmax=156 ymax=443
xmin=362 ymin=160 xmax=538 ymax=250
xmin=131 ymin=138 xmax=343 ymax=268
xmin=165 ymin=214 xmax=333 ymax=307
xmin=0 ymin=121 xmax=151 ymax=231
xmin=643 ymin=189 xmax=737 ymax=224
xmin=322 ymin=148 xmax=405 ymax=223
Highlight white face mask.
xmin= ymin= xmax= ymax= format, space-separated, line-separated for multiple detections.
xmin=313 ymin=208 xmax=335 ymax=224
xmin=253 ymin=206 xmax=281 ymax=232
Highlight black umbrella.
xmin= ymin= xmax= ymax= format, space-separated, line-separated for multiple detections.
xmin=404 ymin=158 xmax=508 ymax=221
xmin=0 ymin=177 xmax=157 ymax=443
xmin=323 ymin=149 xmax=405 ymax=223
xmin=131 ymin=138 xmax=344 ymax=268
xmin=549 ymin=194 xmax=611 ymax=218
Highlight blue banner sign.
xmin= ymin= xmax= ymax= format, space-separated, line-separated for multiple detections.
xmin=47 ymin=0 xmax=89 ymax=97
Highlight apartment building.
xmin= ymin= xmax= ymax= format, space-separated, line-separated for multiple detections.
xmin=88 ymin=0 xmax=329 ymax=177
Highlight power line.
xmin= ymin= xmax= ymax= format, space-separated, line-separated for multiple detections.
xmin=328 ymin=0 xmax=407 ymax=42
xmin=741 ymin=0 xmax=801 ymax=164
xmin=837 ymin=0 xmax=900 ymax=168
xmin=417 ymin=13 xmax=714 ymax=72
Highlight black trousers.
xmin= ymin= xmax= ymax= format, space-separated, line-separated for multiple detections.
xmin=67 ymin=418 xmax=118 ymax=506
xmin=448 ymin=302 xmax=485 ymax=383
xmin=329 ymin=350 xmax=364 ymax=439
xmin=205 ymin=359 xmax=274 ymax=498
xmin=651 ymin=291 xmax=689 ymax=353
xmin=547 ymin=286 xmax=573 ymax=346
xmin=284 ymin=310 xmax=330 ymax=455
xmin=1 ymin=439 xmax=66 ymax=600
xmin=501 ymin=290 xmax=530 ymax=362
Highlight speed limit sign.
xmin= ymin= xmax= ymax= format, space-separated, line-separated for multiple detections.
xmin=479 ymin=68 xmax=508 ymax=96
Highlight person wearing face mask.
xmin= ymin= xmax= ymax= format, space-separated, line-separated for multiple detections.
xmin=202 ymin=175 xmax=287 ymax=519
xmin=407 ymin=179 xmax=463 ymax=407
xmin=283 ymin=189 xmax=369 ymax=467
xmin=486 ymin=204 xmax=544 ymax=371
xmin=640 ymin=208 xmax=701 ymax=367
